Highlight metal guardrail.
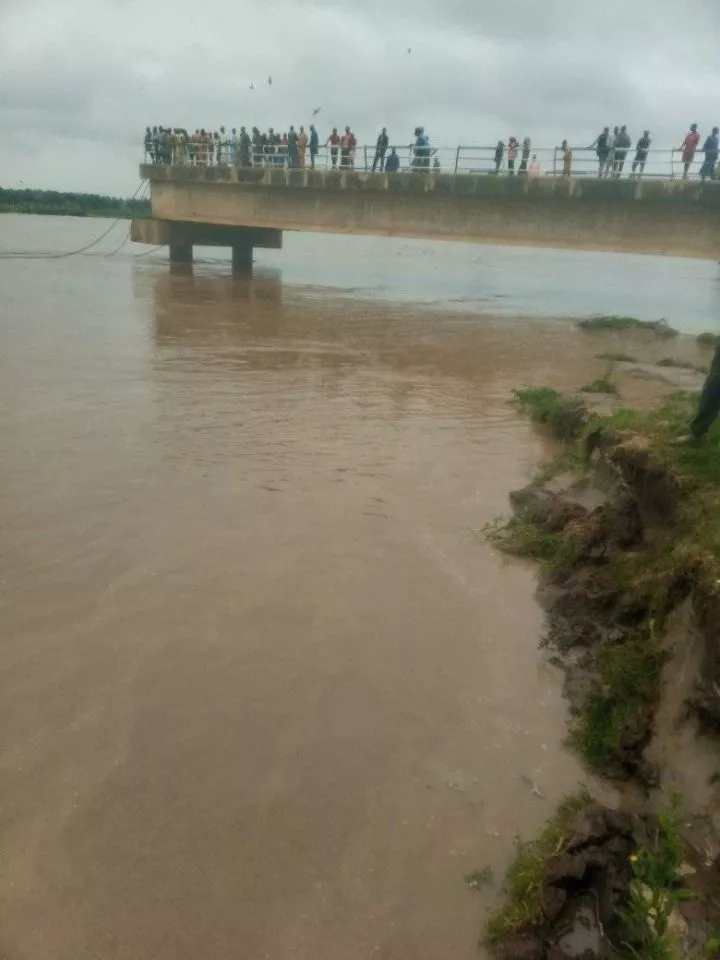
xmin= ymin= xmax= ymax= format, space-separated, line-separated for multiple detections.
xmin=142 ymin=140 xmax=716 ymax=181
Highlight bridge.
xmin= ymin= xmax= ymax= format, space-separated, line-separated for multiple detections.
xmin=131 ymin=162 xmax=720 ymax=268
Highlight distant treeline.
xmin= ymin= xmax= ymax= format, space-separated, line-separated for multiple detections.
xmin=0 ymin=188 xmax=151 ymax=219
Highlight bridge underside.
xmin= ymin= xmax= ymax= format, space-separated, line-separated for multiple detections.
xmin=134 ymin=164 xmax=720 ymax=266
xmin=130 ymin=218 xmax=282 ymax=268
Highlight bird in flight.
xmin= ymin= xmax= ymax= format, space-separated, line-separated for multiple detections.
xmin=249 ymin=82 xmax=255 ymax=90
xmin=267 ymin=75 xmax=272 ymax=85
xmin=312 ymin=106 xmax=322 ymax=116
xmin=407 ymin=47 xmax=412 ymax=54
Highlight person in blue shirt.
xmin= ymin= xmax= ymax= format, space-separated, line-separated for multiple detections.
xmin=385 ymin=148 xmax=400 ymax=173
xmin=412 ymin=127 xmax=430 ymax=170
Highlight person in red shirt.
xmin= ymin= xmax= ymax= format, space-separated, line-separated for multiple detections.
xmin=507 ymin=136 xmax=519 ymax=175
xmin=680 ymin=124 xmax=701 ymax=179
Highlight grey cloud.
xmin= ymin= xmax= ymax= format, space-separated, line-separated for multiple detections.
xmin=1 ymin=0 xmax=719 ymax=193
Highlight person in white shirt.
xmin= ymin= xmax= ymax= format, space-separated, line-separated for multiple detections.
xmin=604 ymin=126 xmax=619 ymax=178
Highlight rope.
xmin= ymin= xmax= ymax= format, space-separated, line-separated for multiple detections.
xmin=0 ymin=180 xmax=148 ymax=260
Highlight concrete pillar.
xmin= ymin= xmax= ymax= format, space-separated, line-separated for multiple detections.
xmin=169 ymin=243 xmax=193 ymax=263
xmin=232 ymin=244 xmax=253 ymax=271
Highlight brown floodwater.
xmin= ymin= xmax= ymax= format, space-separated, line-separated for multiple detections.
xmin=1 ymin=217 xmax=702 ymax=960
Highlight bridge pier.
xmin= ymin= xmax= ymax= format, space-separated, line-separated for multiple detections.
xmin=131 ymin=219 xmax=281 ymax=271
xmin=232 ymin=244 xmax=253 ymax=271
xmin=169 ymin=242 xmax=193 ymax=264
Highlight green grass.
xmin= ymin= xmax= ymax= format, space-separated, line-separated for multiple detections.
xmin=513 ymin=387 xmax=588 ymax=441
xmin=483 ymin=514 xmax=563 ymax=562
xmin=497 ymin=390 xmax=720 ymax=773
xmin=577 ymin=316 xmax=679 ymax=338
xmin=569 ymin=628 xmax=667 ymax=771
xmin=483 ymin=791 xmax=591 ymax=944
xmin=596 ymin=351 xmax=639 ymax=363
xmin=580 ymin=373 xmax=619 ymax=395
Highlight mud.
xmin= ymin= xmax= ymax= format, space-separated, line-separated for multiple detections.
xmin=492 ymin=804 xmax=636 ymax=960
xmin=488 ymin=404 xmax=720 ymax=956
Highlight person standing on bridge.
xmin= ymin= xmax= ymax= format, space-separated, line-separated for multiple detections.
xmin=239 ymin=127 xmax=251 ymax=167
xmin=385 ymin=147 xmax=400 ymax=173
xmin=560 ymin=140 xmax=573 ymax=177
xmin=309 ymin=125 xmax=319 ymax=168
xmin=507 ymin=137 xmax=519 ymax=175
xmin=603 ymin=127 xmax=619 ymax=177
xmin=680 ymin=124 xmax=701 ymax=179
xmin=493 ymin=140 xmax=504 ymax=174
xmin=298 ymin=127 xmax=309 ymax=167
xmin=326 ymin=128 xmax=340 ymax=168
xmin=372 ymin=128 xmax=389 ymax=172
xmin=613 ymin=125 xmax=631 ymax=177
xmin=590 ymin=127 xmax=610 ymax=177
xmin=519 ymin=137 xmax=531 ymax=175
xmin=340 ymin=127 xmax=351 ymax=168
xmin=288 ymin=126 xmax=299 ymax=167
xmin=631 ymin=131 xmax=651 ymax=178
xmin=700 ymin=127 xmax=719 ymax=181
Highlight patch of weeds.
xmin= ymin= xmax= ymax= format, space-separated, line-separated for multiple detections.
xmin=513 ymin=387 xmax=588 ymax=441
xmin=581 ymin=371 xmax=619 ymax=395
xmin=596 ymin=351 xmax=638 ymax=363
xmin=697 ymin=332 xmax=720 ymax=348
xmin=483 ymin=513 xmax=562 ymax=562
xmin=577 ymin=316 xmax=679 ymax=338
xmin=465 ymin=867 xmax=494 ymax=891
xmin=483 ymin=512 xmax=584 ymax=577
xmin=483 ymin=791 xmax=591 ymax=944
xmin=621 ymin=797 xmax=696 ymax=959
xmin=569 ymin=627 xmax=667 ymax=772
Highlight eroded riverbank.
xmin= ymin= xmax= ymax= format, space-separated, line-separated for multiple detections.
xmin=483 ymin=363 xmax=720 ymax=958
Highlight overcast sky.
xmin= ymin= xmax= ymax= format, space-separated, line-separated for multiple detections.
xmin=1 ymin=0 xmax=719 ymax=195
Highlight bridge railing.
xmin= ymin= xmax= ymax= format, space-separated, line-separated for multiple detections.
xmin=142 ymin=142 xmax=707 ymax=180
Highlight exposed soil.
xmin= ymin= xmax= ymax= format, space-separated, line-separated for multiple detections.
xmin=487 ymin=406 xmax=720 ymax=957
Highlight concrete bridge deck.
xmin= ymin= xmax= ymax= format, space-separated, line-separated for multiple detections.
xmin=132 ymin=163 xmax=720 ymax=265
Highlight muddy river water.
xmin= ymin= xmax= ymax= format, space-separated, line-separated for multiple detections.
xmin=2 ymin=217 xmax=719 ymax=959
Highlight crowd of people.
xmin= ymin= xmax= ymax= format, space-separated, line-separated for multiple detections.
xmin=143 ymin=124 xmax=430 ymax=172
xmin=143 ymin=122 xmax=720 ymax=180
xmin=492 ymin=124 xmax=720 ymax=180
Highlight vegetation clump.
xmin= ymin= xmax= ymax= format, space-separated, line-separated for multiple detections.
xmin=697 ymin=332 xmax=720 ymax=348
xmin=512 ymin=387 xmax=588 ymax=441
xmin=621 ymin=797 xmax=695 ymax=960
xmin=488 ymin=391 xmax=720 ymax=777
xmin=483 ymin=792 xmax=592 ymax=944
xmin=580 ymin=371 xmax=619 ymax=395
xmin=596 ymin=351 xmax=638 ymax=363
xmin=577 ymin=315 xmax=679 ymax=337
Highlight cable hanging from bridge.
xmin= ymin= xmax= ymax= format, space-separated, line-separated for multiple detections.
xmin=0 ymin=180 xmax=149 ymax=260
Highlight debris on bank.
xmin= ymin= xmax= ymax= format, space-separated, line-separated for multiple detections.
xmin=483 ymin=388 xmax=720 ymax=958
